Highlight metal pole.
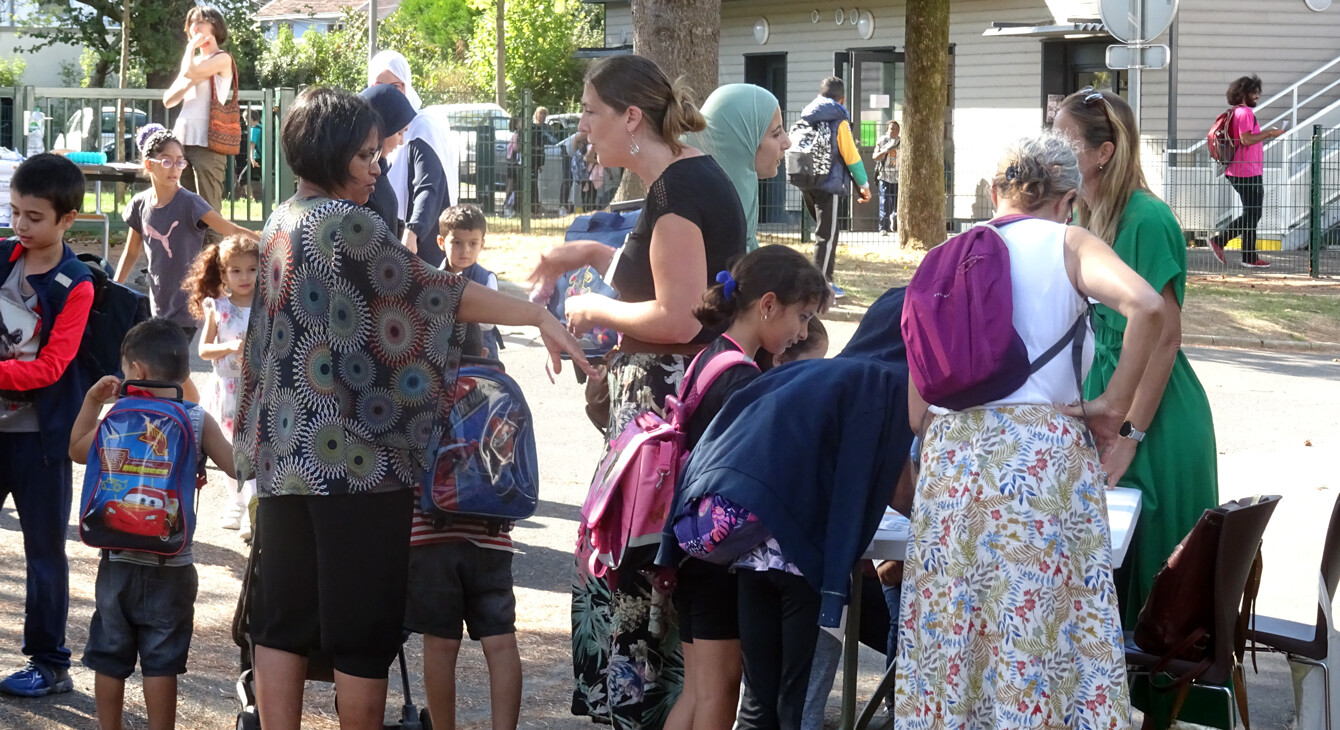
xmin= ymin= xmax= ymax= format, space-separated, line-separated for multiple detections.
xmin=520 ymin=89 xmax=532 ymax=234
xmin=1310 ymin=124 xmax=1322 ymax=278
xmin=368 ymin=0 xmax=378 ymax=60
xmin=1130 ymin=0 xmax=1143 ymax=127
xmin=495 ymin=0 xmax=506 ymax=109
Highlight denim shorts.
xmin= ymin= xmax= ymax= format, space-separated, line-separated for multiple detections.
xmin=83 ymin=558 xmax=198 ymax=679
xmin=404 ymin=541 xmax=515 ymax=641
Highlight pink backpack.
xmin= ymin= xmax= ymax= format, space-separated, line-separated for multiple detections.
xmin=576 ymin=348 xmax=757 ymax=578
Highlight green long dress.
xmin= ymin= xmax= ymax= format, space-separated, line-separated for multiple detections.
xmin=1083 ymin=189 xmax=1220 ymax=627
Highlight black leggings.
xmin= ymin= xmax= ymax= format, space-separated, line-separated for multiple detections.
xmin=735 ymin=570 xmax=821 ymax=730
xmin=1225 ymin=175 xmax=1264 ymax=263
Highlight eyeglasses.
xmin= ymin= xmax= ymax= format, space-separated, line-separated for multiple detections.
xmin=151 ymin=158 xmax=189 ymax=170
xmin=358 ymin=147 xmax=383 ymax=165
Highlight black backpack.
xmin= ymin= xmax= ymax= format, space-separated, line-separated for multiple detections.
xmin=52 ymin=253 xmax=151 ymax=381
xmin=785 ymin=118 xmax=834 ymax=191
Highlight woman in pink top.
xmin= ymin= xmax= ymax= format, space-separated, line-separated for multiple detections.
xmin=1209 ymin=75 xmax=1285 ymax=268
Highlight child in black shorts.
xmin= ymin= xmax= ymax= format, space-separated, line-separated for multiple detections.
xmin=68 ymin=319 xmax=236 ymax=730
xmin=406 ymin=466 xmax=520 ymax=730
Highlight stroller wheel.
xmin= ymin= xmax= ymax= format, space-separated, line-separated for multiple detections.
xmin=236 ymin=709 xmax=261 ymax=730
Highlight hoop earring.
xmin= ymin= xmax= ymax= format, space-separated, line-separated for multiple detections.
xmin=628 ymin=131 xmax=640 ymax=156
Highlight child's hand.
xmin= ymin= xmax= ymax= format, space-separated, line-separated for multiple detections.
xmin=229 ymin=338 xmax=245 ymax=355
xmin=86 ymin=376 xmax=122 ymax=405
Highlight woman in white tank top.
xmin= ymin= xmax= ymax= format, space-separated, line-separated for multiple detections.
xmin=163 ymin=6 xmax=233 ymax=218
xmin=894 ymin=133 xmax=1165 ymax=729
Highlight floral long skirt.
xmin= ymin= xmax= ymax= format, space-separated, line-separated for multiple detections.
xmin=893 ymin=405 xmax=1130 ymax=730
xmin=572 ymin=352 xmax=687 ymax=730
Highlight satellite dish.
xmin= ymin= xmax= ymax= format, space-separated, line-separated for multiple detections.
xmin=1099 ymin=0 xmax=1178 ymax=43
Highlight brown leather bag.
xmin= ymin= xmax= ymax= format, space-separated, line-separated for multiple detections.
xmin=207 ymin=55 xmax=242 ymax=156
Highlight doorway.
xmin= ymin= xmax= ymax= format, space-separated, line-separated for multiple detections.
xmin=835 ymin=49 xmax=902 ymax=232
xmin=745 ymin=53 xmax=787 ymax=224
xmin=1041 ymin=39 xmax=1128 ymax=125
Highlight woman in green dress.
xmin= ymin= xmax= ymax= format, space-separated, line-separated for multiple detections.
xmin=1054 ymin=88 xmax=1219 ymax=625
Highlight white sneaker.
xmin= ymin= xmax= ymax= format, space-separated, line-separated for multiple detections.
xmin=219 ymin=503 xmax=243 ymax=530
xmin=239 ymin=521 xmax=252 ymax=542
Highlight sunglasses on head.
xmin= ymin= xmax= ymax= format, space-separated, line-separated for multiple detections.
xmin=1077 ymin=86 xmax=1107 ymax=105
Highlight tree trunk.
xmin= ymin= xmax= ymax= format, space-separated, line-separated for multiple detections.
xmin=90 ymin=59 xmax=112 ymax=90
xmin=898 ymin=0 xmax=949 ymax=250
xmin=614 ymin=0 xmax=720 ymax=203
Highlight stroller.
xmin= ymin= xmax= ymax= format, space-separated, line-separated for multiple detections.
xmin=230 ymin=516 xmax=432 ymax=730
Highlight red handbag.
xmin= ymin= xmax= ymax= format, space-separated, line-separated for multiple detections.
xmin=207 ymin=55 xmax=241 ymax=156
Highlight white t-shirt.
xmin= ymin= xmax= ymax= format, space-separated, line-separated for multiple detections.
xmin=0 ymin=257 xmax=41 ymax=432
xmin=173 ymin=52 xmax=233 ymax=148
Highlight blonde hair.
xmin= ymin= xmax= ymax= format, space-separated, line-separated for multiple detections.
xmin=183 ymin=234 xmax=260 ymax=319
xmin=992 ymin=132 xmax=1081 ymax=211
xmin=1056 ymin=88 xmax=1148 ymax=243
xmin=586 ymin=55 xmax=706 ymax=155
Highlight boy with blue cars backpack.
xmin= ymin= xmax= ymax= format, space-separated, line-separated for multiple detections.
xmin=68 ymin=318 xmax=236 ymax=730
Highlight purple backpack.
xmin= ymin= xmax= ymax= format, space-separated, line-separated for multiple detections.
xmin=902 ymin=214 xmax=1088 ymax=410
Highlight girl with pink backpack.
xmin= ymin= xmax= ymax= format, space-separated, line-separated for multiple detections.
xmin=653 ymin=244 xmax=830 ymax=730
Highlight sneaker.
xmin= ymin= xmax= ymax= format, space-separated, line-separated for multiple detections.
xmin=219 ymin=513 xmax=242 ymax=531
xmin=0 ymin=662 xmax=72 ymax=698
xmin=830 ymin=283 xmax=846 ymax=299
xmin=880 ymin=230 xmax=890 ymax=237
xmin=1240 ymin=259 xmax=1272 ymax=269
xmin=1207 ymin=236 xmax=1227 ymax=264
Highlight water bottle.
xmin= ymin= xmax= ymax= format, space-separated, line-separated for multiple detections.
xmin=25 ymin=107 xmax=45 ymax=157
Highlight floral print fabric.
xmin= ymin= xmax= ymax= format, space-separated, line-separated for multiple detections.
xmin=572 ymin=352 xmax=686 ymax=730
xmin=202 ymin=295 xmax=249 ymax=436
xmin=234 ymin=196 xmax=467 ymax=497
xmin=894 ymin=405 xmax=1130 ymax=730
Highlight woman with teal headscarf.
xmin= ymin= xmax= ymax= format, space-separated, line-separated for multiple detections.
xmin=689 ymin=84 xmax=791 ymax=252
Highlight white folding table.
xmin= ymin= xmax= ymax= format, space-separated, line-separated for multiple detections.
xmin=839 ymin=486 xmax=1143 ymax=729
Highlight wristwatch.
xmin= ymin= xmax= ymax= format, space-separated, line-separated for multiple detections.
xmin=1119 ymin=421 xmax=1146 ymax=443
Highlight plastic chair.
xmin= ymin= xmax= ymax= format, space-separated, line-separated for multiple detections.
xmin=1248 ymin=494 xmax=1340 ymax=730
xmin=1125 ymin=494 xmax=1282 ymax=729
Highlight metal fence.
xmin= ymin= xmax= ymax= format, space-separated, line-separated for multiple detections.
xmin=8 ymin=84 xmax=1334 ymax=279
xmin=2 ymin=85 xmax=297 ymax=238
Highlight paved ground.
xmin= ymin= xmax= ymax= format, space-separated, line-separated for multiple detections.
xmin=0 ymin=318 xmax=1336 ymax=728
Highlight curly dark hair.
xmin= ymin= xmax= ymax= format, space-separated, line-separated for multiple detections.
xmin=1227 ymin=75 xmax=1263 ymax=106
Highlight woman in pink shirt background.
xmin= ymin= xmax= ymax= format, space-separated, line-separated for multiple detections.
xmin=1209 ymin=74 xmax=1286 ymax=268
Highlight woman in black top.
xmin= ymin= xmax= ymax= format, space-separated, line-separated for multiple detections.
xmin=527 ymin=54 xmax=746 ymax=729
xmin=358 ymin=84 xmax=416 ymax=237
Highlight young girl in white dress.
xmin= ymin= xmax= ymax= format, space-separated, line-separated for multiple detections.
xmin=184 ymin=233 xmax=259 ymax=537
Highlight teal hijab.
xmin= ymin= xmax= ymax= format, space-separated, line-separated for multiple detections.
xmin=688 ymin=84 xmax=780 ymax=252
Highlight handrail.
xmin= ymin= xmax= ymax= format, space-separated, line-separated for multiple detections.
xmin=1171 ymin=51 xmax=1340 ymax=155
xmin=29 ymin=86 xmax=266 ymax=102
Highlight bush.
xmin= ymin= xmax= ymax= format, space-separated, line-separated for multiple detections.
xmin=0 ymin=57 xmax=26 ymax=87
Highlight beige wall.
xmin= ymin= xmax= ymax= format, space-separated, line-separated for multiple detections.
xmin=0 ymin=29 xmax=83 ymax=87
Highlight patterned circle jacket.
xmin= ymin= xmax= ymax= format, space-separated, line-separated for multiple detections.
xmin=234 ymin=196 xmax=467 ymax=497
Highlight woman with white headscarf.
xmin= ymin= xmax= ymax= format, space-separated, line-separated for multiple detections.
xmin=368 ymin=50 xmax=456 ymax=268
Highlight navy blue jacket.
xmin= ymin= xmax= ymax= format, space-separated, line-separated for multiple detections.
xmin=802 ymin=96 xmax=854 ymax=196
xmin=0 ymin=238 xmax=94 ymax=464
xmin=676 ymin=288 xmax=915 ymax=626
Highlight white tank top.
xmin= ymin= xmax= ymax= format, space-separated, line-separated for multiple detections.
xmin=980 ymin=217 xmax=1094 ymax=408
xmin=173 ymin=52 xmax=232 ymax=148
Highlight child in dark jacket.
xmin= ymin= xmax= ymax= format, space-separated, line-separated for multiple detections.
xmin=0 ymin=154 xmax=95 ymax=697
xmin=658 ymin=245 xmax=830 ymax=730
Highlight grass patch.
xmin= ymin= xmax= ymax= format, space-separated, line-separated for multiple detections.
xmin=1183 ymin=279 xmax=1340 ymax=343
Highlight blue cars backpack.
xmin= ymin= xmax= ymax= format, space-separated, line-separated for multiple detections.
xmin=547 ymin=209 xmax=641 ymax=359
xmin=78 ymin=381 xmax=200 ymax=557
xmin=421 ymin=359 xmax=538 ymax=533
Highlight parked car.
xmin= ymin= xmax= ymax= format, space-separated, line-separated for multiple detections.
xmin=52 ymin=106 xmax=149 ymax=160
xmin=431 ymin=103 xmax=512 ymax=192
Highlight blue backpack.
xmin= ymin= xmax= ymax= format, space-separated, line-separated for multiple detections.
xmin=421 ymin=360 xmax=538 ymax=533
xmin=78 ymin=381 xmax=200 ymax=557
xmin=547 ymin=209 xmax=641 ymax=359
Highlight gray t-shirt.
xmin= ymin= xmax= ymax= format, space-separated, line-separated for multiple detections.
xmin=0 ymin=257 xmax=41 ymax=432
xmin=109 ymin=400 xmax=206 ymax=567
xmin=124 ymin=188 xmax=212 ymax=329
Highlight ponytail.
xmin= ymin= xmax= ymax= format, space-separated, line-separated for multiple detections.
xmin=693 ymin=245 xmax=831 ymax=329
xmin=586 ymin=55 xmax=704 ymax=155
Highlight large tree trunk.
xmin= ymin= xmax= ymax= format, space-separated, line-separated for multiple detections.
xmin=899 ymin=0 xmax=949 ymax=250
xmin=89 ymin=59 xmax=113 ymax=90
xmin=615 ymin=0 xmax=720 ymax=202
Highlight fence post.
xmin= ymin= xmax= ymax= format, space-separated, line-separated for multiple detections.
xmin=520 ymin=89 xmax=533 ymax=233
xmin=262 ymin=88 xmax=274 ymax=223
xmin=276 ymin=88 xmax=297 ymax=203
xmin=1310 ymin=124 xmax=1322 ymax=279
xmin=13 ymin=86 xmax=32 ymax=154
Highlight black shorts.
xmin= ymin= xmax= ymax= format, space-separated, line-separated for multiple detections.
xmin=404 ymin=541 xmax=516 ymax=641
xmin=250 ymin=490 xmax=413 ymax=680
xmin=83 ymin=558 xmax=198 ymax=679
xmin=673 ymin=559 xmax=739 ymax=642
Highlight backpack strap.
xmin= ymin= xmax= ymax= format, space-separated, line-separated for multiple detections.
xmin=677 ymin=348 xmax=758 ymax=423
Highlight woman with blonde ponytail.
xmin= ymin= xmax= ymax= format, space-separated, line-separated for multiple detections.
xmin=527 ymin=54 xmax=748 ymax=729
xmin=1053 ymin=89 xmax=1218 ymax=626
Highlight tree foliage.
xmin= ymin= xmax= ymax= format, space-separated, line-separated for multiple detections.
xmin=256 ymin=8 xmax=465 ymax=101
xmin=19 ymin=0 xmax=263 ymax=89
xmin=396 ymin=0 xmax=479 ymax=58
xmin=465 ymin=0 xmax=602 ymax=114
xmin=0 ymin=57 xmax=26 ymax=87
